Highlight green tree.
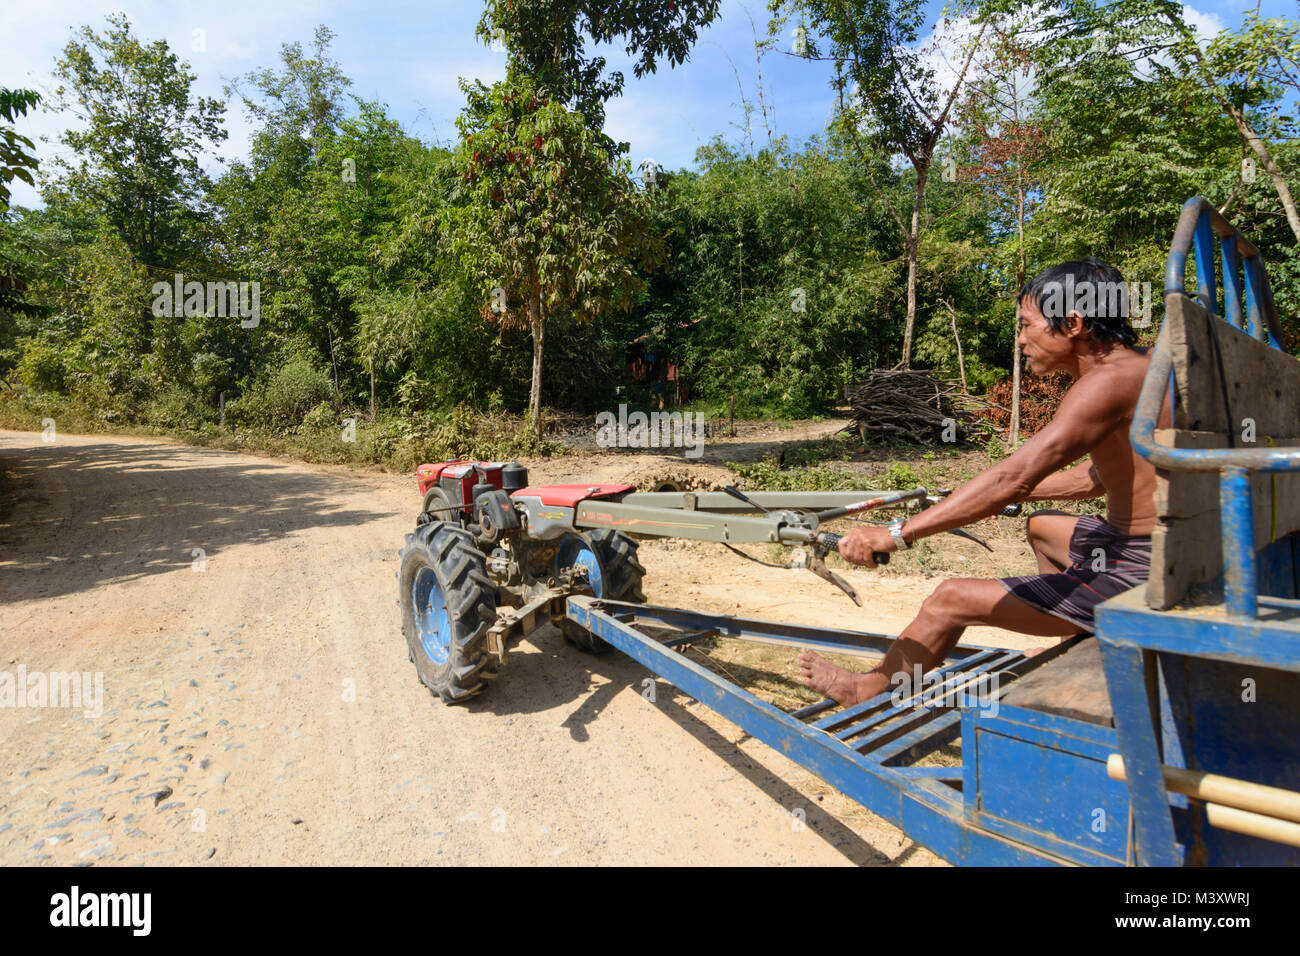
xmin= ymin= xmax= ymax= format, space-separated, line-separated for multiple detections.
xmin=952 ymin=19 xmax=1047 ymax=441
xmin=771 ymin=0 xmax=989 ymax=369
xmin=447 ymin=77 xmax=661 ymax=430
xmin=214 ymin=28 xmax=367 ymax=399
xmin=443 ymin=3 xmax=721 ymax=427
xmin=1024 ymin=7 xmax=1244 ymax=280
xmin=46 ymin=13 xmax=226 ymax=267
xmin=356 ymin=139 xmax=521 ymax=412
xmin=477 ymin=0 xmax=722 ymax=129
xmin=0 ymin=88 xmax=40 ymax=211
xmin=1204 ymin=10 xmax=1300 ymax=240
xmin=980 ymin=0 xmax=1299 ymax=242
xmin=635 ymin=136 xmax=906 ymax=414
xmin=226 ymin=25 xmax=352 ymax=175
xmin=1 ymin=88 xmax=43 ymax=328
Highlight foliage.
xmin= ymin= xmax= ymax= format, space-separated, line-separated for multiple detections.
xmin=446 ymin=74 xmax=662 ymax=427
xmin=770 ymin=0 xmax=990 ymax=369
xmin=46 ymin=13 xmax=226 ymax=267
xmin=1 ymin=5 xmax=1296 ymax=462
xmin=0 ymin=88 xmax=40 ymax=210
xmin=225 ymin=353 xmax=334 ymax=432
xmin=728 ymin=456 xmax=866 ymax=491
xmin=478 ymin=0 xmax=722 ymax=129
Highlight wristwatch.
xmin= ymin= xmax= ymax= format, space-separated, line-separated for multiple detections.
xmin=889 ymin=517 xmax=911 ymax=551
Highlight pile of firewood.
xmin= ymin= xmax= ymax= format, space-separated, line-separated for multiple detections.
xmin=843 ymin=369 xmax=987 ymax=445
xmin=976 ymin=372 xmax=1070 ymax=438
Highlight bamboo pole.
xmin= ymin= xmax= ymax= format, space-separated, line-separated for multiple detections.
xmin=1204 ymin=803 xmax=1300 ymax=848
xmin=1107 ymin=754 xmax=1300 ymax=823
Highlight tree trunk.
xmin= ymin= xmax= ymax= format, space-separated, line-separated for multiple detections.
xmin=369 ymin=368 xmax=376 ymax=420
xmin=528 ymin=291 xmax=545 ymax=434
xmin=1227 ymin=102 xmax=1300 ymax=242
xmin=902 ymin=177 xmax=925 ymax=369
xmin=1010 ymin=346 xmax=1022 ymax=447
xmin=326 ymin=322 xmax=340 ymax=397
xmin=1010 ymin=182 xmax=1027 ymax=445
xmin=1167 ymin=11 xmax=1300 ymax=242
xmin=903 ymin=237 xmax=918 ymax=369
xmin=947 ymin=301 xmax=967 ymax=393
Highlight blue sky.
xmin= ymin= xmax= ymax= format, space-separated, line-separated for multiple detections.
xmin=1 ymin=0 xmax=1291 ymax=208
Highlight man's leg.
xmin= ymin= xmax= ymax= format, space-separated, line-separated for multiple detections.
xmin=1024 ymin=511 xmax=1091 ymax=645
xmin=1025 ymin=510 xmax=1079 ymax=572
xmin=799 ymin=578 xmax=1081 ymax=707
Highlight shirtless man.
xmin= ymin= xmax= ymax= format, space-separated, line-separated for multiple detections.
xmin=800 ymin=258 xmax=1168 ymax=707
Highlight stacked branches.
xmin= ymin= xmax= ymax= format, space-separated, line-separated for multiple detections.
xmin=844 ymin=369 xmax=987 ymax=445
xmin=977 ymin=372 xmax=1071 ymax=438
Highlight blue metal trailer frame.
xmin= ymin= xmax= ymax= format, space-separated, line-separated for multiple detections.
xmin=560 ymin=198 xmax=1300 ymax=866
xmin=1098 ymin=198 xmax=1300 ymax=866
xmin=567 ymin=597 xmax=1075 ymax=865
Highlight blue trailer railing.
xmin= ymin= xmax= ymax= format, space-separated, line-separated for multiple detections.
xmin=1132 ymin=197 xmax=1298 ymax=618
xmin=1164 ymin=197 xmax=1284 ymax=346
xmin=1100 ymin=196 xmax=1300 ymax=865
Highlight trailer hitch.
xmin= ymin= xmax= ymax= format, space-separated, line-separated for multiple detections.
xmin=485 ymin=566 xmax=592 ymax=666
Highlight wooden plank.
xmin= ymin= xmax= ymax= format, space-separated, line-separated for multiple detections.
xmin=1153 ymin=429 xmax=1300 ymax=519
xmin=1147 ymin=294 xmax=1300 ymax=608
xmin=1001 ymin=639 xmax=1113 ymax=726
xmin=1166 ymin=293 xmax=1300 ymax=435
xmin=1149 ymin=511 xmax=1222 ymax=610
xmin=1153 ymin=428 xmax=1221 ymax=519
xmin=1151 ymin=473 xmax=1300 ymax=609
xmin=1149 ymin=504 xmax=1300 ymax=608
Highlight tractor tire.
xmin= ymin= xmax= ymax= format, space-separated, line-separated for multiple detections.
xmin=421 ymin=486 xmax=458 ymax=525
xmin=399 ymin=521 xmax=498 ymax=703
xmin=554 ymin=529 xmax=646 ymax=653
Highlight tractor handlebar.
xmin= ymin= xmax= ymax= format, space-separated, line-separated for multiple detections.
xmin=814 ymin=531 xmax=889 ymax=566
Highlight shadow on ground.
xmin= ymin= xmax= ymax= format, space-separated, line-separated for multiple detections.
xmin=0 ymin=438 xmax=393 ymax=603
xmin=471 ymin=623 xmax=903 ymax=866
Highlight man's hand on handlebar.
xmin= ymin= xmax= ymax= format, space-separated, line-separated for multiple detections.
xmin=836 ymin=524 xmax=896 ymax=568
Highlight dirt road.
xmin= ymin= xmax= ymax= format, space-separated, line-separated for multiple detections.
xmin=0 ymin=430 xmax=1041 ymax=866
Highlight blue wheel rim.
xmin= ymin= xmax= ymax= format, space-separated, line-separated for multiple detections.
xmin=555 ymin=536 xmax=604 ymax=597
xmin=412 ymin=566 xmax=452 ymax=665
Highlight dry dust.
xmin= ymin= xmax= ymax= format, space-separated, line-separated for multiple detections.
xmin=0 ymin=428 xmax=1046 ymax=866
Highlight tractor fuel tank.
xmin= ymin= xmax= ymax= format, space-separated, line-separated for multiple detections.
xmin=436 ymin=462 xmax=506 ymax=508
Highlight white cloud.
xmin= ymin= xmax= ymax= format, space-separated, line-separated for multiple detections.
xmin=1182 ymin=5 xmax=1228 ymax=44
xmin=918 ymin=13 xmax=989 ymax=105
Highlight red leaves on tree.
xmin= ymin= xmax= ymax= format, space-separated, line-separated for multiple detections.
xmin=978 ymin=372 xmax=1071 ymax=437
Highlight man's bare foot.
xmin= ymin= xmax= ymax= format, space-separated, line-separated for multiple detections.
xmin=798 ymin=649 xmax=872 ymax=707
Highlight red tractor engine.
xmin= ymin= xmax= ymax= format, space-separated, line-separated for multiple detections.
xmin=415 ymin=460 xmax=530 ymax=521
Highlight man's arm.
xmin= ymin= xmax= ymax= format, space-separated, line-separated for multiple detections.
xmin=1022 ymin=459 xmax=1104 ymax=501
xmin=896 ymin=370 xmax=1129 ymax=542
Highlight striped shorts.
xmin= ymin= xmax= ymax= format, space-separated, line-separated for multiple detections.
xmin=998 ymin=515 xmax=1152 ymax=633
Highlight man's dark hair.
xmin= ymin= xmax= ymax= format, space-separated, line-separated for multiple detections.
xmin=1017 ymin=258 xmax=1138 ymax=347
